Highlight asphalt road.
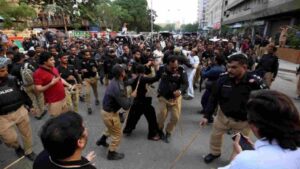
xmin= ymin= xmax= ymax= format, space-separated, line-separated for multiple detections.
xmin=1 ymin=70 xmax=299 ymax=169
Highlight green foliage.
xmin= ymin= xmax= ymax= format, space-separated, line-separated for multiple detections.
xmin=161 ymin=24 xmax=175 ymax=32
xmin=0 ymin=0 xmax=36 ymax=30
xmin=114 ymin=0 xmax=154 ymax=32
xmin=153 ymin=24 xmax=162 ymax=32
xmin=181 ymin=22 xmax=199 ymax=32
xmin=287 ymin=25 xmax=300 ymax=49
xmin=19 ymin=0 xmax=155 ymax=32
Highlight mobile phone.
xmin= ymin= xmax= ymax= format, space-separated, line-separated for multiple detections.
xmin=232 ymin=133 xmax=254 ymax=151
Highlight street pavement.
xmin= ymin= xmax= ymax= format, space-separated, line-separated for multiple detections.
xmin=1 ymin=62 xmax=300 ymax=169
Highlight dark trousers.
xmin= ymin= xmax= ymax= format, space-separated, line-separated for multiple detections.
xmin=124 ymin=98 xmax=159 ymax=138
xmin=201 ymin=89 xmax=211 ymax=112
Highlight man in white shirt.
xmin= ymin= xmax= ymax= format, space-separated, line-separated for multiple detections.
xmin=223 ymin=90 xmax=300 ymax=169
xmin=184 ymin=48 xmax=199 ymax=100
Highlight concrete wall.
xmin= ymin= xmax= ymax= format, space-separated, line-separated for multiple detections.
xmin=222 ymin=0 xmax=300 ymax=25
xmin=206 ymin=0 xmax=222 ymax=29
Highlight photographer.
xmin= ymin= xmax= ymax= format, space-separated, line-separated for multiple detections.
xmin=226 ymin=90 xmax=300 ymax=169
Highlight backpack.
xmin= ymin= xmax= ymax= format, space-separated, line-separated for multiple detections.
xmin=21 ymin=62 xmax=34 ymax=86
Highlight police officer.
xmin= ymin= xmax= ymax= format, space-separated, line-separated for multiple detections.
xmin=0 ymin=57 xmax=37 ymax=161
xmin=200 ymin=54 xmax=267 ymax=164
xmin=96 ymin=64 xmax=137 ymax=160
xmin=103 ymin=48 xmax=120 ymax=85
xmin=156 ymin=56 xmax=188 ymax=143
xmin=119 ymin=44 xmax=132 ymax=66
xmin=81 ymin=50 xmax=99 ymax=114
xmin=255 ymin=44 xmax=279 ymax=88
xmin=57 ymin=53 xmax=81 ymax=112
xmin=123 ymin=64 xmax=160 ymax=140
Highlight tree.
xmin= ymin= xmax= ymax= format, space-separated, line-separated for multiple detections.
xmin=0 ymin=0 xmax=36 ymax=30
xmin=181 ymin=22 xmax=199 ymax=32
xmin=161 ymin=24 xmax=175 ymax=32
xmin=114 ymin=0 xmax=153 ymax=32
xmin=153 ymin=24 xmax=161 ymax=32
xmin=21 ymin=0 xmax=98 ymax=29
xmin=90 ymin=1 xmax=132 ymax=31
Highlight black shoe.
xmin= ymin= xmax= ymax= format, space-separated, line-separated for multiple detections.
xmin=15 ymin=146 xmax=24 ymax=157
xmin=123 ymin=128 xmax=132 ymax=136
xmin=119 ymin=113 xmax=125 ymax=123
xmin=204 ymin=153 xmax=221 ymax=163
xmin=95 ymin=100 xmax=100 ymax=106
xmin=34 ymin=110 xmax=47 ymax=120
xmin=107 ymin=151 xmax=125 ymax=160
xmin=208 ymin=117 xmax=214 ymax=124
xmin=148 ymin=134 xmax=160 ymax=141
xmin=79 ymin=96 xmax=85 ymax=102
xmin=26 ymin=152 xmax=37 ymax=161
xmin=164 ymin=132 xmax=171 ymax=143
xmin=96 ymin=135 xmax=109 ymax=147
xmin=158 ymin=130 xmax=165 ymax=140
xmin=88 ymin=108 xmax=92 ymax=115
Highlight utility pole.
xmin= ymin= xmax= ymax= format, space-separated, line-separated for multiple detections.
xmin=150 ymin=0 xmax=154 ymax=44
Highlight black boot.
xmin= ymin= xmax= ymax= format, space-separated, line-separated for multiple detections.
xmin=26 ymin=152 xmax=37 ymax=161
xmin=164 ymin=132 xmax=171 ymax=143
xmin=204 ymin=153 xmax=221 ymax=163
xmin=123 ymin=128 xmax=132 ymax=136
xmin=79 ymin=96 xmax=85 ymax=102
xmin=88 ymin=108 xmax=92 ymax=115
xmin=158 ymin=130 xmax=165 ymax=140
xmin=95 ymin=100 xmax=100 ymax=106
xmin=15 ymin=146 xmax=25 ymax=157
xmin=107 ymin=151 xmax=124 ymax=160
xmin=96 ymin=135 xmax=109 ymax=147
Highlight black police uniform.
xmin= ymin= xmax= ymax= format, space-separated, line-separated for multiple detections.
xmin=204 ymin=72 xmax=268 ymax=121
xmin=81 ymin=59 xmax=98 ymax=79
xmin=123 ymin=70 xmax=160 ymax=139
xmin=103 ymin=56 xmax=120 ymax=81
xmin=255 ymin=54 xmax=279 ymax=78
xmin=157 ymin=65 xmax=188 ymax=100
xmin=57 ymin=64 xmax=80 ymax=85
xmin=0 ymin=76 xmax=32 ymax=115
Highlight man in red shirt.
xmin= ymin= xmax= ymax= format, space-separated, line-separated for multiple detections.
xmin=33 ymin=52 xmax=72 ymax=117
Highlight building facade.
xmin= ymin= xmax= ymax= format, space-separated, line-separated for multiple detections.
xmin=198 ymin=0 xmax=208 ymax=29
xmin=206 ymin=0 xmax=223 ymax=30
xmin=222 ymin=0 xmax=300 ymax=37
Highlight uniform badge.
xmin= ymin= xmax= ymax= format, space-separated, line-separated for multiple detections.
xmin=249 ymin=79 xmax=255 ymax=83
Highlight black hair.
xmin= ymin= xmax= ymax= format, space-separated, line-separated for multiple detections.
xmin=112 ymin=64 xmax=125 ymax=79
xmin=12 ymin=52 xmax=25 ymax=63
xmin=136 ymin=64 xmax=145 ymax=74
xmin=215 ymin=55 xmax=225 ymax=65
xmin=12 ymin=46 xmax=19 ymax=51
xmin=58 ymin=53 xmax=68 ymax=58
xmin=27 ymin=50 xmax=36 ymax=58
xmin=228 ymin=54 xmax=248 ymax=65
xmin=39 ymin=52 xmax=53 ymax=65
xmin=167 ymin=56 xmax=178 ymax=65
xmin=6 ymin=51 xmax=14 ymax=56
xmin=247 ymin=90 xmax=300 ymax=150
xmin=132 ymin=50 xmax=141 ymax=55
xmin=40 ymin=111 xmax=85 ymax=160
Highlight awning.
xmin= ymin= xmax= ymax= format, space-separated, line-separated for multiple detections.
xmin=231 ymin=23 xmax=242 ymax=28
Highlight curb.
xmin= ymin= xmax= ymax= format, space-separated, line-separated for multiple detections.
xmin=279 ymin=68 xmax=296 ymax=74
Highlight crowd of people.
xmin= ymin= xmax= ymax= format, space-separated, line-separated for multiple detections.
xmin=0 ymin=29 xmax=299 ymax=169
